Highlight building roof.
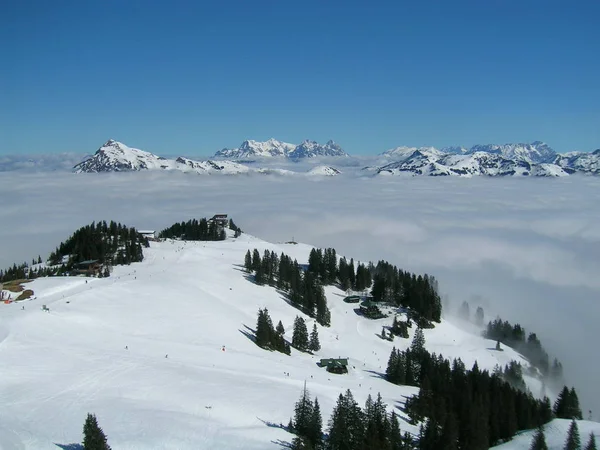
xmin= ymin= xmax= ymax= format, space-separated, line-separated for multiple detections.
xmin=76 ymin=259 xmax=99 ymax=266
xmin=320 ymin=358 xmax=349 ymax=366
xmin=138 ymin=230 xmax=155 ymax=234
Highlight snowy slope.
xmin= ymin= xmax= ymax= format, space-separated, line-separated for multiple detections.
xmin=0 ymin=232 xmax=572 ymax=449
xmin=492 ymin=419 xmax=600 ymax=450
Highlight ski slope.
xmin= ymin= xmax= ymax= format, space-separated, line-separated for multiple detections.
xmin=0 ymin=232 xmax=596 ymax=449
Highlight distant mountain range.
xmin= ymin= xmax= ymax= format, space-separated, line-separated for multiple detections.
xmin=72 ymin=140 xmax=343 ymax=177
xmin=1 ymin=138 xmax=597 ymax=177
xmin=373 ymin=142 xmax=599 ymax=177
xmin=214 ymin=138 xmax=348 ymax=159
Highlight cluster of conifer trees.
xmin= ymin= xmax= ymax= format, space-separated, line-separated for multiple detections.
xmin=291 ymin=316 xmax=321 ymax=353
xmin=158 ymin=217 xmax=226 ymax=241
xmin=289 ymin=387 xmax=412 ymax=450
xmin=255 ymin=308 xmax=290 ymax=355
xmin=245 ymin=249 xmax=332 ymax=326
xmin=370 ymin=261 xmax=442 ymax=326
xmin=484 ymin=317 xmax=563 ymax=381
xmin=1 ymin=222 xmax=149 ymax=282
xmin=383 ymin=328 xmax=585 ymax=449
xmin=48 ymin=221 xmax=148 ymax=267
xmin=307 ymin=248 xmax=372 ymax=292
xmin=553 ymin=386 xmax=583 ymax=420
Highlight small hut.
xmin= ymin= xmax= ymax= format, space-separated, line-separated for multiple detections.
xmin=319 ymin=358 xmax=349 ymax=374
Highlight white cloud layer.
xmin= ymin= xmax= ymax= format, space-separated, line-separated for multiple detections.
xmin=1 ymin=172 xmax=599 ymax=415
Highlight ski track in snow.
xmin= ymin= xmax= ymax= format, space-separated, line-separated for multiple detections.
xmin=0 ymin=232 xmax=598 ymax=449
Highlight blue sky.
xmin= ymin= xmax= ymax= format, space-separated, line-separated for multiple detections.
xmin=2 ymin=0 xmax=599 ymax=156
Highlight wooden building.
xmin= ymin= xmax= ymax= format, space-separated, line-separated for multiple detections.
xmin=319 ymin=358 xmax=349 ymax=374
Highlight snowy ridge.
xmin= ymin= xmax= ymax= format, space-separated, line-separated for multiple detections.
xmin=0 ymin=231 xmax=589 ymax=448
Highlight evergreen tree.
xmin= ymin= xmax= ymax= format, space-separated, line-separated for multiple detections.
xmin=410 ymin=328 xmax=426 ymax=356
xmin=327 ymin=390 xmax=364 ymax=450
xmin=252 ymin=249 xmax=261 ymax=272
xmin=309 ymin=323 xmax=321 ymax=352
xmin=83 ymin=413 xmax=111 ymax=450
xmin=244 ymin=250 xmax=252 ymax=272
xmin=308 ymin=397 xmax=323 ymax=449
xmin=459 ymin=301 xmax=470 ymax=321
xmin=292 ymin=316 xmax=310 ymax=352
xmin=584 ymin=433 xmax=597 ymax=450
xmin=564 ymin=420 xmax=581 ymax=450
xmin=529 ymin=426 xmax=548 ymax=450
xmin=276 ymin=320 xmax=285 ymax=336
xmin=294 ymin=385 xmax=314 ymax=442
xmin=475 ymin=306 xmax=485 ymax=326
xmin=255 ymin=308 xmax=274 ymax=348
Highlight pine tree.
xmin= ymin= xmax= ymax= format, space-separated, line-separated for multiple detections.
xmin=294 ymin=384 xmax=314 ymax=442
xmin=564 ymin=420 xmax=581 ymax=450
xmin=276 ymin=320 xmax=285 ymax=336
xmin=82 ymin=413 xmax=111 ymax=450
xmin=309 ymin=323 xmax=321 ymax=352
xmin=529 ymin=426 xmax=548 ymax=450
xmin=244 ymin=250 xmax=252 ymax=272
xmin=255 ymin=308 xmax=274 ymax=349
xmin=410 ymin=327 xmax=425 ymax=355
xmin=475 ymin=306 xmax=485 ymax=326
xmin=308 ymin=397 xmax=323 ymax=449
xmin=459 ymin=301 xmax=470 ymax=321
xmin=292 ymin=316 xmax=309 ymax=352
xmin=584 ymin=433 xmax=597 ymax=450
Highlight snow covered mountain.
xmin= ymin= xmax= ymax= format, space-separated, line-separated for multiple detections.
xmin=306 ymin=165 xmax=342 ymax=176
xmin=214 ymin=138 xmax=296 ymax=159
xmin=2 ymin=231 xmax=591 ymax=449
xmin=73 ymin=140 xmax=251 ymax=174
xmin=73 ymin=139 xmax=169 ymax=172
xmin=376 ymin=151 xmax=569 ymax=177
xmin=380 ymin=146 xmax=443 ymax=161
xmin=288 ymin=140 xmax=348 ymax=158
xmin=215 ymin=139 xmax=349 ymax=160
xmin=467 ymin=141 xmax=557 ymax=164
xmin=553 ymin=149 xmax=600 ymax=175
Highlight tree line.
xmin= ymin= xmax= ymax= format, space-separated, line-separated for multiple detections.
xmin=158 ymin=217 xmax=227 ymax=241
xmin=288 ymin=387 xmax=412 ymax=450
xmin=484 ymin=317 xmax=564 ymax=384
xmin=384 ymin=329 xmax=583 ymax=449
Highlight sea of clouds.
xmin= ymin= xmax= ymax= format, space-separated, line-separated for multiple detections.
xmin=1 ymin=171 xmax=599 ymax=416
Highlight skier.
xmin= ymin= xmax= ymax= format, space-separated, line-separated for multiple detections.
xmin=125 ymin=345 xmax=128 ymax=350
xmin=165 ymin=354 xmax=168 ymax=358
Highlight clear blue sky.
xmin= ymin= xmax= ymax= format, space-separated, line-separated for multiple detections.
xmin=2 ymin=0 xmax=599 ymax=156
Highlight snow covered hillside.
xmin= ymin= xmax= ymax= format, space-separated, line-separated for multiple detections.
xmin=0 ymin=231 xmax=586 ymax=449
